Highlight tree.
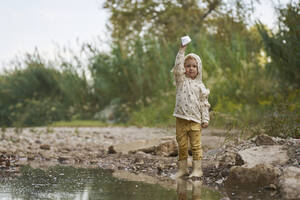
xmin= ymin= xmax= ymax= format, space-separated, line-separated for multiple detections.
xmin=258 ymin=2 xmax=300 ymax=89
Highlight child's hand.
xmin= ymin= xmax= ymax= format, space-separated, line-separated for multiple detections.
xmin=180 ymin=44 xmax=187 ymax=50
xmin=201 ymin=122 xmax=208 ymax=128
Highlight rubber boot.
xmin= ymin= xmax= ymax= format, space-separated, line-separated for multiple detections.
xmin=189 ymin=160 xmax=203 ymax=178
xmin=175 ymin=160 xmax=189 ymax=178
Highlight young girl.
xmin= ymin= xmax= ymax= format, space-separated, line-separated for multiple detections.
xmin=171 ymin=42 xmax=210 ymax=178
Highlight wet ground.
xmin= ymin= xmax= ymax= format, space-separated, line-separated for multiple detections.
xmin=0 ymin=127 xmax=297 ymax=199
xmin=0 ymin=165 xmax=222 ymax=200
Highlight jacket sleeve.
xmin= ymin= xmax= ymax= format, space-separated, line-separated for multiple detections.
xmin=199 ymin=84 xmax=211 ymax=124
xmin=171 ymin=48 xmax=185 ymax=84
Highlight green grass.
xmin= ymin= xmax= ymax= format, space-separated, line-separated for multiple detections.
xmin=50 ymin=120 xmax=120 ymax=127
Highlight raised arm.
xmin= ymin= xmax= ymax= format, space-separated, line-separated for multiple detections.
xmin=171 ymin=45 xmax=186 ymax=77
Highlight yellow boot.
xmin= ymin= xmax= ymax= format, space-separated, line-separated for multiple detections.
xmin=189 ymin=160 xmax=203 ymax=178
xmin=175 ymin=160 xmax=189 ymax=178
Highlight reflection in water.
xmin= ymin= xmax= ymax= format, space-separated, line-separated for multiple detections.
xmin=0 ymin=166 xmax=222 ymax=200
xmin=0 ymin=166 xmax=178 ymax=200
xmin=192 ymin=181 xmax=202 ymax=200
xmin=177 ymin=178 xmax=188 ymax=200
xmin=176 ymin=179 xmax=221 ymax=200
xmin=176 ymin=179 xmax=202 ymax=200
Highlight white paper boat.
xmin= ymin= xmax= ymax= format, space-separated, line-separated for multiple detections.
xmin=181 ymin=35 xmax=191 ymax=46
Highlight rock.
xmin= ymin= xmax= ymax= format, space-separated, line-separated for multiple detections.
xmin=225 ymin=145 xmax=289 ymax=188
xmin=62 ymin=147 xmax=71 ymax=152
xmin=156 ymin=140 xmax=177 ymax=156
xmin=41 ymin=152 xmax=54 ymax=160
xmin=226 ymin=164 xmax=280 ymax=188
xmin=130 ymin=140 xmax=178 ymax=157
xmin=219 ymin=152 xmax=244 ymax=167
xmin=254 ymin=134 xmax=277 ymax=146
xmin=134 ymin=157 xmax=144 ymax=165
xmin=84 ymin=147 xmax=92 ymax=152
xmin=35 ymin=140 xmax=41 ymax=144
xmin=131 ymin=146 xmax=156 ymax=154
xmin=27 ymin=154 xmax=35 ymax=161
xmin=238 ymin=145 xmax=289 ymax=168
xmin=279 ymin=166 xmax=300 ymax=200
xmin=58 ymin=156 xmax=70 ymax=162
xmin=18 ymin=152 xmax=26 ymax=158
xmin=90 ymin=160 xmax=98 ymax=164
xmin=264 ymin=183 xmax=277 ymax=190
xmin=136 ymin=151 xmax=146 ymax=155
xmin=0 ymin=147 xmax=6 ymax=153
xmin=108 ymin=146 xmax=117 ymax=154
xmin=40 ymin=144 xmax=51 ymax=150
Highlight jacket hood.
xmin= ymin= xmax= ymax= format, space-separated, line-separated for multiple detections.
xmin=184 ymin=53 xmax=202 ymax=82
xmin=185 ymin=53 xmax=210 ymax=97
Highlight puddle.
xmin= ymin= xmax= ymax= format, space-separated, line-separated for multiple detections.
xmin=0 ymin=166 xmax=222 ymax=200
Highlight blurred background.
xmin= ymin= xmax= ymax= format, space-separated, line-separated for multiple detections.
xmin=0 ymin=0 xmax=299 ymax=138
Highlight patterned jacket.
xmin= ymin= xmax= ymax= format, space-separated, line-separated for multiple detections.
xmin=171 ymin=48 xmax=210 ymax=124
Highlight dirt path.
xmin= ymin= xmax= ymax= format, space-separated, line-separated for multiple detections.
xmin=0 ymin=126 xmax=228 ymax=184
xmin=0 ymin=126 xmax=228 ymax=156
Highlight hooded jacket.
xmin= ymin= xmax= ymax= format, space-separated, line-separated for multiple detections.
xmin=171 ymin=48 xmax=210 ymax=124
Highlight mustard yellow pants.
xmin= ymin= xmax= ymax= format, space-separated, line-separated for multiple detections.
xmin=176 ymin=117 xmax=202 ymax=161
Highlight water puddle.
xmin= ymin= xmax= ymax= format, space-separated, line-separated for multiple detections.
xmin=0 ymin=166 xmax=222 ymax=200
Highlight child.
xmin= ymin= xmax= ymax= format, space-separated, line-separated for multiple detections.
xmin=171 ymin=41 xmax=210 ymax=178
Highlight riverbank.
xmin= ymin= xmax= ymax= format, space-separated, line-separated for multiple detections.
xmin=0 ymin=127 xmax=299 ymax=199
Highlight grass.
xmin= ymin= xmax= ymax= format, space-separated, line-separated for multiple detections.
xmin=50 ymin=120 xmax=119 ymax=127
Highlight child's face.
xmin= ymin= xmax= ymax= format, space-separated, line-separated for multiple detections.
xmin=184 ymin=58 xmax=198 ymax=79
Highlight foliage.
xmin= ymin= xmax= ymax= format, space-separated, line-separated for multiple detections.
xmin=249 ymin=93 xmax=300 ymax=139
xmin=103 ymin=0 xmax=220 ymax=44
xmin=103 ymin=0 xmax=259 ymax=48
xmin=129 ymin=91 xmax=176 ymax=127
xmin=257 ymin=2 xmax=300 ymax=89
xmin=0 ymin=53 xmax=94 ymax=126
xmin=89 ymin=38 xmax=176 ymax=109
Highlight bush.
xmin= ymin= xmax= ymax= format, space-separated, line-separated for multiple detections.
xmin=0 ymin=53 xmax=94 ymax=126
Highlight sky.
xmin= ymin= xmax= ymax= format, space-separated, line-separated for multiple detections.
xmin=0 ymin=0 xmax=291 ymax=72
xmin=0 ymin=0 xmax=109 ymax=72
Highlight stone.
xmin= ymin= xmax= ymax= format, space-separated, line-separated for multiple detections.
xmin=58 ymin=156 xmax=70 ymax=162
xmin=155 ymin=140 xmax=178 ymax=156
xmin=279 ymin=166 xmax=300 ymax=200
xmin=237 ymin=145 xmax=289 ymax=168
xmin=41 ymin=152 xmax=54 ymax=160
xmin=136 ymin=151 xmax=146 ymax=155
xmin=134 ymin=157 xmax=144 ymax=165
xmin=27 ymin=154 xmax=35 ymax=161
xmin=219 ymin=152 xmax=244 ymax=167
xmin=225 ymin=145 xmax=289 ymax=188
xmin=108 ymin=146 xmax=117 ymax=154
xmin=40 ymin=144 xmax=51 ymax=150
xmin=90 ymin=160 xmax=98 ymax=164
xmin=254 ymin=134 xmax=277 ymax=146
xmin=264 ymin=183 xmax=277 ymax=190
xmin=35 ymin=140 xmax=41 ymax=144
xmin=225 ymin=164 xmax=280 ymax=188
xmin=0 ymin=147 xmax=7 ymax=153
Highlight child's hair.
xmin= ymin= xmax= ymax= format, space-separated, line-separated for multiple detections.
xmin=184 ymin=55 xmax=198 ymax=66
